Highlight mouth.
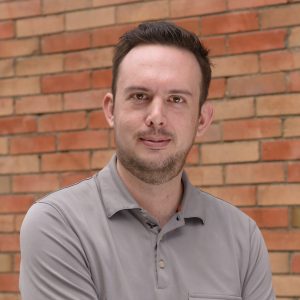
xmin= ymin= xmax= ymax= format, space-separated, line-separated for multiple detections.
xmin=139 ymin=136 xmax=171 ymax=149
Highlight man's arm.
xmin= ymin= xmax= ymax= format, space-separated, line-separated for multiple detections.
xmin=20 ymin=202 xmax=99 ymax=300
xmin=242 ymin=224 xmax=275 ymax=300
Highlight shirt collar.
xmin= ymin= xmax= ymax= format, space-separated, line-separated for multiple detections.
xmin=96 ymin=154 xmax=206 ymax=223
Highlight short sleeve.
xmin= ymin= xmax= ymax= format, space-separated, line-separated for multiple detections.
xmin=20 ymin=202 xmax=99 ymax=300
xmin=242 ymin=223 xmax=275 ymax=300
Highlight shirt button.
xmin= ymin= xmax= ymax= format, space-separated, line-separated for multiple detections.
xmin=176 ymin=215 xmax=181 ymax=221
xmin=159 ymin=259 xmax=165 ymax=269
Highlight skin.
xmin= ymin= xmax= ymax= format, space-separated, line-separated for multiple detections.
xmin=103 ymin=44 xmax=213 ymax=226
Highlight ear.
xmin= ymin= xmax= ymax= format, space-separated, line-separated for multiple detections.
xmin=102 ymin=92 xmax=114 ymax=127
xmin=196 ymin=102 xmax=214 ymax=137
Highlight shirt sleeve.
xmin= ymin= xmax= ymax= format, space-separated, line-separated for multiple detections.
xmin=19 ymin=202 xmax=100 ymax=300
xmin=242 ymin=223 xmax=275 ymax=300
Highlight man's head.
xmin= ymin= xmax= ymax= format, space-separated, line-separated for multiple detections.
xmin=112 ymin=21 xmax=211 ymax=107
xmin=103 ymin=21 xmax=213 ymax=185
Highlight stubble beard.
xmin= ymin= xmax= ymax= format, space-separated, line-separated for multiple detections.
xmin=116 ymin=132 xmax=193 ymax=185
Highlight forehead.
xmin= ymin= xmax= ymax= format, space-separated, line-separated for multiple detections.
xmin=116 ymin=44 xmax=202 ymax=92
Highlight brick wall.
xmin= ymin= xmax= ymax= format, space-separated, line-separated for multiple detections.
xmin=0 ymin=0 xmax=299 ymax=298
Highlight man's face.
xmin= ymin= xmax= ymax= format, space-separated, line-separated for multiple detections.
xmin=103 ymin=44 xmax=212 ymax=184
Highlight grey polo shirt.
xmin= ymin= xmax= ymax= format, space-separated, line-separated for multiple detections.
xmin=20 ymin=155 xmax=275 ymax=300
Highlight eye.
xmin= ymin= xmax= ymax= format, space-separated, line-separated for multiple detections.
xmin=133 ymin=93 xmax=148 ymax=101
xmin=169 ymin=95 xmax=184 ymax=103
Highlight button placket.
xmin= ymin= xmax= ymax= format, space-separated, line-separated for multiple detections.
xmin=155 ymin=234 xmax=168 ymax=289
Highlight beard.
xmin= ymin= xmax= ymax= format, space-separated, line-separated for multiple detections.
xmin=115 ymin=128 xmax=194 ymax=185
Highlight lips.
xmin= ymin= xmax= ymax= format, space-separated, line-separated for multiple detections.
xmin=139 ymin=136 xmax=171 ymax=149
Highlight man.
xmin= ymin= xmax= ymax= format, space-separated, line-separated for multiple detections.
xmin=20 ymin=21 xmax=275 ymax=299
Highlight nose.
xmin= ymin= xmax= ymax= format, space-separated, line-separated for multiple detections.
xmin=145 ymin=97 xmax=167 ymax=128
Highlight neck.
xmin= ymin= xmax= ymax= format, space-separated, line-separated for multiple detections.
xmin=116 ymin=159 xmax=183 ymax=227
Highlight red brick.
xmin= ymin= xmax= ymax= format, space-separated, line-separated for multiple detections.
xmin=38 ymin=112 xmax=86 ymax=132
xmin=202 ymin=36 xmax=226 ymax=57
xmin=58 ymin=130 xmax=109 ymax=150
xmin=273 ymin=275 xmax=300 ymax=297
xmin=223 ymin=118 xmax=281 ymax=140
xmin=116 ymin=1 xmax=168 ymax=23
xmin=0 ymin=292 xmax=19 ymax=300
xmin=0 ymin=176 xmax=10 ymax=194
xmin=16 ymin=54 xmax=64 ymax=76
xmin=228 ymin=30 xmax=286 ymax=54
xmin=0 ymin=253 xmax=12 ymax=272
xmin=227 ymin=73 xmax=286 ymax=97
xmin=213 ymin=97 xmax=254 ymax=121
xmin=170 ymin=0 xmax=226 ymax=18
xmin=64 ymin=90 xmax=105 ymax=111
xmin=241 ymin=207 xmax=288 ymax=228
xmin=92 ymin=23 xmax=136 ymax=47
xmin=258 ymin=184 xmax=300 ymax=205
xmin=195 ymin=123 xmax=221 ymax=143
xmin=0 ymin=21 xmax=14 ymax=39
xmin=0 ymin=0 xmax=40 ymax=20
xmin=89 ymin=110 xmax=110 ymax=129
xmin=261 ymin=4 xmax=300 ymax=28
xmin=260 ymin=50 xmax=300 ymax=72
xmin=288 ymin=163 xmax=300 ymax=182
xmin=0 ymin=38 xmax=38 ymax=58
xmin=91 ymin=149 xmax=115 ymax=169
xmin=0 ymin=137 xmax=7 ymax=154
xmin=263 ymin=230 xmax=300 ymax=250
xmin=269 ymin=252 xmax=289 ymax=273
xmin=0 ymin=215 xmax=14 ymax=232
xmin=257 ymin=93 xmax=300 ymax=116
xmin=0 ymin=235 xmax=19 ymax=252
xmin=262 ymin=139 xmax=300 ymax=160
xmin=10 ymin=135 xmax=56 ymax=154
xmin=42 ymin=152 xmax=90 ymax=172
xmin=15 ymin=214 xmax=25 ymax=232
xmin=207 ymin=78 xmax=225 ymax=99
xmin=0 ymin=59 xmax=14 ymax=78
xmin=0 ymin=195 xmax=34 ymax=213
xmin=13 ymin=253 xmax=20 ymax=272
xmin=93 ymin=0 xmax=139 ymax=6
xmin=226 ymin=162 xmax=284 ymax=184
xmin=13 ymin=174 xmax=59 ymax=193
xmin=284 ymin=117 xmax=300 ymax=137
xmin=66 ymin=7 xmax=115 ymax=31
xmin=0 ymin=274 xmax=19 ymax=292
xmin=174 ymin=18 xmax=200 ymax=34
xmin=16 ymin=15 xmax=64 ymax=37
xmin=202 ymin=141 xmax=259 ymax=164
xmin=212 ymin=54 xmax=258 ymax=78
xmin=288 ymin=71 xmax=300 ymax=92
xmin=228 ymin=0 xmax=287 ymax=9
xmin=289 ymin=26 xmax=300 ymax=47
xmin=41 ymin=71 xmax=90 ymax=94
xmin=0 ymin=98 xmax=13 ymax=116
xmin=43 ymin=0 xmax=91 ymax=13
xmin=0 ymin=116 xmax=37 ymax=135
xmin=42 ymin=31 xmax=90 ymax=54
xmin=201 ymin=12 xmax=258 ymax=35
xmin=0 ymin=77 xmax=40 ymax=97
xmin=203 ymin=186 xmax=256 ymax=206
xmin=65 ymin=48 xmax=113 ymax=71
xmin=92 ymin=69 xmax=112 ymax=89
xmin=15 ymin=94 xmax=63 ymax=115
xmin=60 ymin=171 xmax=93 ymax=187
xmin=292 ymin=253 xmax=300 ymax=272
xmin=185 ymin=166 xmax=223 ymax=186
xmin=0 ymin=155 xmax=39 ymax=174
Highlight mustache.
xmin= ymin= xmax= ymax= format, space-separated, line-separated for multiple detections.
xmin=136 ymin=128 xmax=175 ymax=140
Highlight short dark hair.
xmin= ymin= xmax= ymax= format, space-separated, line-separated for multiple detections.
xmin=112 ymin=21 xmax=211 ymax=106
